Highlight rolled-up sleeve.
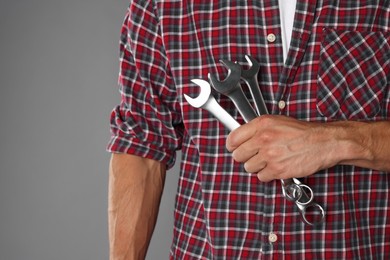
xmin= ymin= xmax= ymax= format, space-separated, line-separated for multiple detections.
xmin=107 ymin=1 xmax=183 ymax=169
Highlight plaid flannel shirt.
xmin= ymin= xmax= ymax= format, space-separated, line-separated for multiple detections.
xmin=108 ymin=0 xmax=390 ymax=259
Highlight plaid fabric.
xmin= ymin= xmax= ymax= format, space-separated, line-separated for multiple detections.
xmin=108 ymin=0 xmax=390 ymax=259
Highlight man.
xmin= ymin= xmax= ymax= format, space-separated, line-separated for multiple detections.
xmin=108 ymin=0 xmax=390 ymax=259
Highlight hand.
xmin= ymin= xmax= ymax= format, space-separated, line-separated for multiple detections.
xmin=226 ymin=115 xmax=340 ymax=182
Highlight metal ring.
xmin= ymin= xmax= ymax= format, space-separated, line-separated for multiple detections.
xmin=283 ymin=183 xmax=303 ymax=202
xmin=300 ymin=203 xmax=326 ymax=226
xmin=295 ymin=184 xmax=314 ymax=205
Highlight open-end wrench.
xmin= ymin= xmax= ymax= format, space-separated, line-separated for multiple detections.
xmin=184 ymin=79 xmax=240 ymax=130
xmin=208 ymin=60 xmax=257 ymax=123
xmin=240 ymin=55 xmax=268 ymax=116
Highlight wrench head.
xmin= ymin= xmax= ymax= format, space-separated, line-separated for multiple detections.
xmin=184 ymin=79 xmax=211 ymax=108
xmin=208 ymin=59 xmax=242 ymax=95
xmin=241 ymin=55 xmax=260 ymax=78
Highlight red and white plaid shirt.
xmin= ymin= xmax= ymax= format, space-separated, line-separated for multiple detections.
xmin=108 ymin=1 xmax=390 ymax=259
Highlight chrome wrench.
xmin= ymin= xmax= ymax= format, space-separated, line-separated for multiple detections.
xmin=240 ymin=55 xmax=268 ymax=116
xmin=208 ymin=60 xmax=257 ymax=123
xmin=184 ymin=79 xmax=240 ymax=130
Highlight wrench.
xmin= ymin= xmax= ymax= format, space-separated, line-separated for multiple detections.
xmin=184 ymin=79 xmax=240 ymax=131
xmin=240 ymin=55 xmax=268 ymax=116
xmin=208 ymin=60 xmax=258 ymax=123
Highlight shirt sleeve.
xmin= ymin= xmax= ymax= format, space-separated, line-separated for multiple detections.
xmin=107 ymin=1 xmax=183 ymax=169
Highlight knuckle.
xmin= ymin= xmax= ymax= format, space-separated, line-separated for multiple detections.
xmin=256 ymin=171 xmax=264 ymax=181
xmin=244 ymin=162 xmax=251 ymax=173
xmin=264 ymin=148 xmax=281 ymax=159
xmin=226 ymin=132 xmax=238 ymax=151
xmin=273 ymin=164 xmax=285 ymax=175
xmin=255 ymin=114 xmax=274 ymax=126
xmin=257 ymin=131 xmax=276 ymax=145
xmin=257 ymin=171 xmax=271 ymax=182
xmin=232 ymin=150 xmax=242 ymax=162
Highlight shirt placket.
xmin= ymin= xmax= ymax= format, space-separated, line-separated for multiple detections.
xmin=260 ymin=0 xmax=319 ymax=258
xmin=277 ymin=0 xmax=319 ymax=116
xmin=257 ymin=0 xmax=285 ymax=256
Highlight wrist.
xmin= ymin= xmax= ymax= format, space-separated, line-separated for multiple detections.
xmin=322 ymin=121 xmax=374 ymax=166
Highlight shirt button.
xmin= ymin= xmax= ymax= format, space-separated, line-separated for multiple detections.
xmin=267 ymin=33 xmax=276 ymax=43
xmin=268 ymin=233 xmax=278 ymax=243
xmin=278 ymin=100 xmax=286 ymax=110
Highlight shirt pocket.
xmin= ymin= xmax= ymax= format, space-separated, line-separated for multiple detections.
xmin=317 ymin=29 xmax=390 ymax=120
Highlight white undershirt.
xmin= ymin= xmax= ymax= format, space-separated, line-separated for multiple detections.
xmin=278 ymin=0 xmax=297 ymax=62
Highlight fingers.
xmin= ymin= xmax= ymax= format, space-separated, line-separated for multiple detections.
xmin=226 ymin=115 xmax=276 ymax=152
xmin=243 ymin=154 xmax=266 ymax=173
xmin=231 ymin=142 xmax=271 ymax=182
xmin=226 ymin=116 xmax=272 ymax=181
xmin=226 ymin=126 xmax=253 ymax=152
xmin=231 ymin=141 xmax=259 ymax=162
xmin=241 ymin=153 xmax=274 ymax=183
xmin=226 ymin=116 xmax=266 ymax=152
xmin=226 ymin=115 xmax=305 ymax=183
xmin=256 ymin=170 xmax=274 ymax=183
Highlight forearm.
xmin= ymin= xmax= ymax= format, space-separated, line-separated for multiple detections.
xmin=108 ymin=153 xmax=166 ymax=260
xmin=325 ymin=120 xmax=390 ymax=172
xmin=226 ymin=116 xmax=390 ymax=182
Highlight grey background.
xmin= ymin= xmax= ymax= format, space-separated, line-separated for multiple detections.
xmin=0 ymin=1 xmax=179 ymax=259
